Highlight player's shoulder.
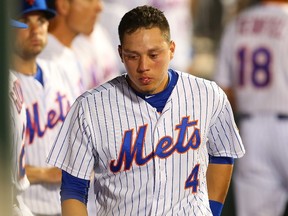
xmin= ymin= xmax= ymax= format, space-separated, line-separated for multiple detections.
xmin=176 ymin=70 xmax=222 ymax=92
xmin=39 ymin=34 xmax=69 ymax=61
xmin=9 ymin=71 xmax=18 ymax=83
xmin=8 ymin=72 xmax=20 ymax=96
xmin=36 ymin=58 xmax=55 ymax=70
xmin=75 ymin=74 xmax=127 ymax=102
xmin=36 ymin=58 xmax=63 ymax=78
xmin=175 ymin=70 xmax=227 ymax=103
xmin=237 ymin=2 xmax=288 ymax=18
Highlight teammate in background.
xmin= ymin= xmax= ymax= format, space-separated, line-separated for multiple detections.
xmin=39 ymin=0 xmax=103 ymax=97
xmin=72 ymin=21 xmax=120 ymax=215
xmin=10 ymin=1 xmax=73 ymax=215
xmin=47 ymin=5 xmax=245 ymax=216
xmin=214 ymin=0 xmax=288 ymax=215
xmin=10 ymin=19 xmax=34 ymax=216
xmin=72 ymin=10 xmax=120 ymax=90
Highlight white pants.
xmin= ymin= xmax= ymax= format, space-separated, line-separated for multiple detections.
xmin=234 ymin=114 xmax=288 ymax=216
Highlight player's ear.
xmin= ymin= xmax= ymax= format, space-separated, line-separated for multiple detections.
xmin=169 ymin=40 xmax=175 ymax=60
xmin=56 ymin=0 xmax=70 ymax=16
xmin=118 ymin=45 xmax=124 ymax=63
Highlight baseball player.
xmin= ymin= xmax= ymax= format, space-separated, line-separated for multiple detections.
xmin=39 ymin=0 xmax=103 ymax=97
xmin=72 ymin=23 xmax=120 ymax=90
xmin=11 ymin=1 xmax=73 ymax=215
xmin=214 ymin=0 xmax=288 ymax=215
xmin=47 ymin=5 xmax=245 ymax=216
xmin=10 ymin=19 xmax=34 ymax=216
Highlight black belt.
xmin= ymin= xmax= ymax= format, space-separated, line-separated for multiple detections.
xmin=237 ymin=113 xmax=288 ymax=121
xmin=277 ymin=114 xmax=288 ymax=119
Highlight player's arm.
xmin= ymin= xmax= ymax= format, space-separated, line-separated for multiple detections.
xmin=62 ymin=199 xmax=88 ymax=216
xmin=206 ymin=156 xmax=234 ymax=216
xmin=25 ymin=165 xmax=62 ymax=184
xmin=61 ymin=170 xmax=90 ymax=216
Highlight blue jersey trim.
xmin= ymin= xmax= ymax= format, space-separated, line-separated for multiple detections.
xmin=209 ymin=155 xmax=234 ymax=164
xmin=135 ymin=69 xmax=179 ymax=112
xmin=34 ymin=64 xmax=44 ymax=86
xmin=60 ymin=170 xmax=90 ymax=205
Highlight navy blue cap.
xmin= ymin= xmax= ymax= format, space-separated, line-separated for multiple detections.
xmin=10 ymin=19 xmax=28 ymax=28
xmin=20 ymin=0 xmax=56 ymax=19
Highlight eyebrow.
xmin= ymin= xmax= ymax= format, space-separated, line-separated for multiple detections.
xmin=122 ymin=47 xmax=165 ymax=55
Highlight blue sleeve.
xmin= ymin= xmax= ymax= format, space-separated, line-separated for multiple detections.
xmin=209 ymin=200 xmax=223 ymax=216
xmin=209 ymin=155 xmax=234 ymax=164
xmin=60 ymin=170 xmax=90 ymax=205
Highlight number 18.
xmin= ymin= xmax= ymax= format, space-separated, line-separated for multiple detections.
xmin=237 ymin=47 xmax=272 ymax=88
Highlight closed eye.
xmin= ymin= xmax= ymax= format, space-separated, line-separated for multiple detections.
xmin=124 ymin=54 xmax=139 ymax=60
xmin=149 ymin=54 xmax=159 ymax=59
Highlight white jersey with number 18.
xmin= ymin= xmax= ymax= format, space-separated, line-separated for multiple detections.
xmin=215 ymin=3 xmax=288 ymax=114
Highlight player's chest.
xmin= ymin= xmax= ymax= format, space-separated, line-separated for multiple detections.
xmin=19 ymin=80 xmax=72 ymax=144
xmin=92 ymin=108 xmax=210 ymax=172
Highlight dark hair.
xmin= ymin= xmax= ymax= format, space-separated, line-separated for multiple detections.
xmin=118 ymin=5 xmax=171 ymax=44
xmin=46 ymin=0 xmax=56 ymax=11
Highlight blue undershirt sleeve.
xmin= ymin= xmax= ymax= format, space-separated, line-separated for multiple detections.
xmin=208 ymin=156 xmax=232 ymax=215
xmin=61 ymin=170 xmax=90 ymax=205
xmin=209 ymin=155 xmax=234 ymax=164
xmin=209 ymin=200 xmax=223 ymax=216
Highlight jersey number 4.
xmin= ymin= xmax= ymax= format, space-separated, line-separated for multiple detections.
xmin=185 ymin=164 xmax=200 ymax=193
xmin=237 ymin=47 xmax=272 ymax=88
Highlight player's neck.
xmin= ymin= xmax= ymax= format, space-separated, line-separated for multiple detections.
xmin=11 ymin=54 xmax=38 ymax=76
xmin=48 ymin=18 xmax=78 ymax=48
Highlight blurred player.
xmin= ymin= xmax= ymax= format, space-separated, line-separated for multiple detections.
xmin=72 ymin=21 xmax=120 ymax=214
xmin=10 ymin=1 xmax=73 ymax=215
xmin=40 ymin=0 xmax=103 ymax=97
xmin=72 ymin=13 xmax=120 ymax=90
xmin=47 ymin=5 xmax=245 ymax=216
xmin=214 ymin=0 xmax=288 ymax=215
xmin=10 ymin=19 xmax=34 ymax=216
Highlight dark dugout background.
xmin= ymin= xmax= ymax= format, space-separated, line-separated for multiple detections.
xmin=0 ymin=0 xmax=12 ymax=214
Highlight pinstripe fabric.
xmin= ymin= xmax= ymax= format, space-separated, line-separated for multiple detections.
xmin=12 ymin=59 xmax=73 ymax=215
xmin=10 ymin=73 xmax=34 ymax=216
xmin=10 ymin=73 xmax=30 ymax=193
xmin=48 ymin=70 xmax=245 ymax=215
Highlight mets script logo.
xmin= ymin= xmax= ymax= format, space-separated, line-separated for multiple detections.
xmin=26 ymin=92 xmax=70 ymax=144
xmin=110 ymin=116 xmax=201 ymax=173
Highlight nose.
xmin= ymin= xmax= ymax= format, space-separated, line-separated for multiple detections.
xmin=27 ymin=22 xmax=42 ymax=33
xmin=137 ymin=56 xmax=149 ymax=73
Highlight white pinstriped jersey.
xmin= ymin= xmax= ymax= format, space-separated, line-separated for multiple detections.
xmin=9 ymin=73 xmax=33 ymax=216
xmin=215 ymin=3 xmax=288 ymax=216
xmin=72 ymin=24 xmax=120 ymax=90
xmin=12 ymin=59 xmax=73 ymax=215
xmin=47 ymin=70 xmax=245 ymax=215
xmin=39 ymin=34 xmax=84 ymax=100
xmin=215 ymin=3 xmax=288 ymax=114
